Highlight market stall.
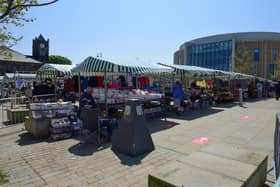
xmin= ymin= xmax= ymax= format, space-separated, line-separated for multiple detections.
xmin=158 ymin=63 xmax=225 ymax=108
xmin=23 ymin=64 xmax=82 ymax=140
xmin=158 ymin=63 xmax=264 ymax=107
xmin=71 ymin=56 xmax=172 ymax=119
xmin=37 ymin=64 xmax=77 ymax=102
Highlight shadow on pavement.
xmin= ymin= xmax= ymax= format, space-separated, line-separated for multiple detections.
xmin=68 ymin=142 xmax=110 ymax=156
xmin=167 ymin=107 xmax=224 ymax=121
xmin=213 ymin=102 xmax=238 ymax=108
xmin=147 ymin=119 xmax=179 ymax=134
xmin=112 ymin=150 xmax=150 ymax=166
xmin=16 ymin=132 xmax=48 ymax=146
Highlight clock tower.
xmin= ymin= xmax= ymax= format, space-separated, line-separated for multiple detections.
xmin=32 ymin=34 xmax=49 ymax=63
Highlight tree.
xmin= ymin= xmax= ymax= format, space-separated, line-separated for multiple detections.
xmin=270 ymin=57 xmax=280 ymax=80
xmin=48 ymin=55 xmax=72 ymax=65
xmin=0 ymin=0 xmax=59 ymax=47
xmin=233 ymin=42 xmax=254 ymax=75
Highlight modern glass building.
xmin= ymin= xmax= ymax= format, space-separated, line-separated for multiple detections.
xmin=174 ymin=32 xmax=280 ymax=78
xmin=186 ymin=40 xmax=232 ymax=71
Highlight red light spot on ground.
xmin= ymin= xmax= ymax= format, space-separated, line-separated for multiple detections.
xmin=241 ymin=115 xmax=251 ymax=120
xmin=192 ymin=137 xmax=209 ymax=144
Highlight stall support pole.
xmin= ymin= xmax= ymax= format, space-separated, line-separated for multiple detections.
xmin=172 ymin=73 xmax=175 ymax=86
xmin=228 ymin=75 xmax=231 ymax=93
xmin=54 ymin=75 xmax=57 ymax=101
xmin=162 ymin=73 xmax=167 ymax=121
xmin=104 ymin=71 xmax=108 ymax=115
xmin=78 ymin=73 xmax=81 ymax=95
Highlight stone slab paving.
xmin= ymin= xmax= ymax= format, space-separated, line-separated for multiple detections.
xmin=0 ymin=98 xmax=278 ymax=186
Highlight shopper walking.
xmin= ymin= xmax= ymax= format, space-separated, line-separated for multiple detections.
xmin=25 ymin=83 xmax=33 ymax=101
xmin=238 ymin=84 xmax=243 ymax=107
xmin=256 ymin=81 xmax=263 ymax=99
xmin=172 ymin=80 xmax=185 ymax=115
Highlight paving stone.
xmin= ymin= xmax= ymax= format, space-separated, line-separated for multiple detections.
xmin=0 ymin=99 xmax=277 ymax=186
xmin=149 ymin=161 xmax=243 ymax=187
xmin=201 ymin=142 xmax=268 ymax=166
xmin=178 ymin=151 xmax=257 ymax=182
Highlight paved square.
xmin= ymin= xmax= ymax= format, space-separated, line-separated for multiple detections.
xmin=0 ymin=99 xmax=277 ymax=186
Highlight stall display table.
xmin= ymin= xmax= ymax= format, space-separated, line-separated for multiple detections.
xmin=7 ymin=108 xmax=29 ymax=124
xmin=25 ymin=102 xmax=81 ymax=140
xmin=142 ymin=100 xmax=166 ymax=120
xmin=24 ymin=116 xmax=50 ymax=138
xmin=216 ymin=92 xmax=235 ymax=103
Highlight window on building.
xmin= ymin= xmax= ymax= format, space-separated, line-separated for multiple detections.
xmin=177 ymin=56 xmax=180 ymax=64
xmin=269 ymin=64 xmax=275 ymax=75
xmin=253 ymin=48 xmax=260 ymax=61
xmin=273 ymin=48 xmax=278 ymax=61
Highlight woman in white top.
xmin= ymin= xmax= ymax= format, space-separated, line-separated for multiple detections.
xmin=25 ymin=83 xmax=33 ymax=101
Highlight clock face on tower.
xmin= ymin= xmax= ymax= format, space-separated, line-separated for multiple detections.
xmin=40 ymin=43 xmax=45 ymax=49
xmin=33 ymin=34 xmax=49 ymax=62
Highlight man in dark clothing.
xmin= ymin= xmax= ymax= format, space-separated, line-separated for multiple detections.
xmin=79 ymin=86 xmax=97 ymax=108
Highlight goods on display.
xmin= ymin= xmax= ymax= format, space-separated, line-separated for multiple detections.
xmin=92 ymin=88 xmax=162 ymax=104
xmin=27 ymin=102 xmax=82 ymax=141
xmin=30 ymin=102 xmax=74 ymax=119
xmin=50 ymin=117 xmax=82 ymax=141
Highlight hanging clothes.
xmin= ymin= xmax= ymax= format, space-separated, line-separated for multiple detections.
xmin=72 ymin=76 xmax=79 ymax=92
xmin=97 ymin=76 xmax=104 ymax=87
xmin=81 ymin=77 xmax=89 ymax=91
xmin=89 ymin=77 xmax=98 ymax=87
xmin=132 ymin=77 xmax=137 ymax=87
xmin=108 ymin=81 xmax=119 ymax=89
xmin=64 ymin=78 xmax=75 ymax=93
xmin=118 ymin=75 xmax=126 ymax=87
xmin=138 ymin=76 xmax=150 ymax=88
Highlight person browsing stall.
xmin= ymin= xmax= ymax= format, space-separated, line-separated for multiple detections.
xmin=172 ymin=80 xmax=185 ymax=115
xmin=79 ymin=86 xmax=97 ymax=109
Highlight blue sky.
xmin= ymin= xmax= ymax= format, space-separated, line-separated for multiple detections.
xmin=10 ymin=0 xmax=280 ymax=65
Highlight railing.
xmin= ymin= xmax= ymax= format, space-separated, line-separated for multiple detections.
xmin=0 ymin=96 xmax=28 ymax=125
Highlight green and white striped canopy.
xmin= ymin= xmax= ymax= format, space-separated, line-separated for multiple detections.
xmin=158 ymin=63 xmax=223 ymax=76
xmin=159 ymin=63 xmax=258 ymax=79
xmin=38 ymin=64 xmax=75 ymax=76
xmin=71 ymin=56 xmax=173 ymax=75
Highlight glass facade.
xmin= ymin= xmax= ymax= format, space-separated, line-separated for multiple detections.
xmin=269 ymin=64 xmax=275 ymax=75
xmin=186 ymin=40 xmax=232 ymax=71
xmin=253 ymin=48 xmax=260 ymax=61
xmin=273 ymin=48 xmax=278 ymax=61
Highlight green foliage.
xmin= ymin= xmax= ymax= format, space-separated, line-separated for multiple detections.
xmin=0 ymin=171 xmax=8 ymax=185
xmin=270 ymin=63 xmax=280 ymax=80
xmin=48 ymin=55 xmax=72 ymax=65
xmin=234 ymin=43 xmax=254 ymax=75
xmin=0 ymin=0 xmax=58 ymax=47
